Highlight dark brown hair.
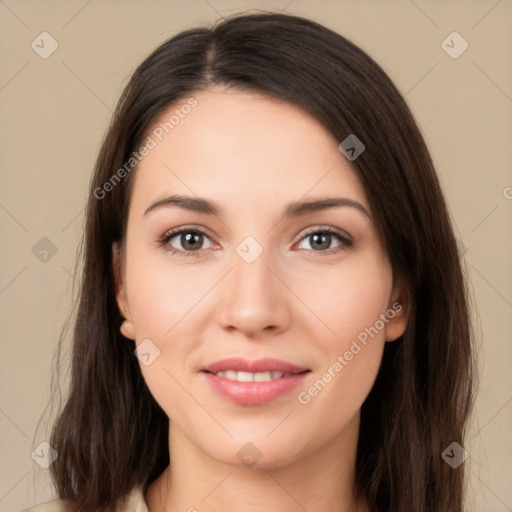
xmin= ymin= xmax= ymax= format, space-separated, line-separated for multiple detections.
xmin=43 ymin=11 xmax=476 ymax=512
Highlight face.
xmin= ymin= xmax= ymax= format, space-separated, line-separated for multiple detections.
xmin=114 ymin=86 xmax=409 ymax=468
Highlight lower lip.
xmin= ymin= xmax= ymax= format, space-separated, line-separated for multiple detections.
xmin=201 ymin=371 xmax=309 ymax=405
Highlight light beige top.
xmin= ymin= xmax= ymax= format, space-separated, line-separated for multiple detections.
xmin=19 ymin=485 xmax=149 ymax=512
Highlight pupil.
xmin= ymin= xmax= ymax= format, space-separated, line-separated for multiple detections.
xmin=183 ymin=232 xmax=201 ymax=250
xmin=312 ymin=233 xmax=330 ymax=250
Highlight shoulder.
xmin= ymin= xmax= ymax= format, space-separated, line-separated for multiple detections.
xmin=18 ymin=485 xmax=148 ymax=512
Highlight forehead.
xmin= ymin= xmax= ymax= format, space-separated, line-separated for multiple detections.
xmin=130 ymin=86 xmax=370 ymax=218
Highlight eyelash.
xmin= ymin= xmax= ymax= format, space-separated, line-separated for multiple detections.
xmin=157 ymin=225 xmax=353 ymax=258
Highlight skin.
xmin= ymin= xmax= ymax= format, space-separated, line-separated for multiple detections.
xmin=114 ymin=85 xmax=410 ymax=512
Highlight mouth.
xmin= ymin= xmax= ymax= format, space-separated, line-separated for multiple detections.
xmin=203 ymin=370 xmax=304 ymax=382
xmin=200 ymin=357 xmax=311 ymax=405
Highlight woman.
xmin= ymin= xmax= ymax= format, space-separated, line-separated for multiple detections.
xmin=24 ymin=11 xmax=475 ymax=512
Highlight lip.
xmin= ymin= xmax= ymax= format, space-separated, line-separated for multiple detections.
xmin=200 ymin=358 xmax=310 ymax=406
xmin=201 ymin=357 xmax=309 ymax=374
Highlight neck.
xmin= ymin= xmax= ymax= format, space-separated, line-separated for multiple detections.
xmin=145 ymin=413 xmax=369 ymax=512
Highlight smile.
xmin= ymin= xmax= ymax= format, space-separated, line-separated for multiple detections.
xmin=200 ymin=358 xmax=311 ymax=405
xmin=210 ymin=370 xmax=295 ymax=382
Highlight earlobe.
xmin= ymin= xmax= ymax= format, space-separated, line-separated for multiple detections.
xmin=120 ymin=320 xmax=135 ymax=340
xmin=385 ymin=277 xmax=411 ymax=342
xmin=112 ymin=242 xmax=135 ymax=340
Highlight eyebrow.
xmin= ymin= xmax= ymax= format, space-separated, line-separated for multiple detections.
xmin=144 ymin=194 xmax=370 ymax=219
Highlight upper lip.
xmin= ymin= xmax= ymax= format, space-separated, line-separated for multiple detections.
xmin=201 ymin=357 xmax=310 ymax=374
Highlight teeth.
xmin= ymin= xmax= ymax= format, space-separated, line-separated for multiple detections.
xmin=235 ymin=371 xmax=253 ymax=382
xmin=214 ymin=370 xmax=288 ymax=382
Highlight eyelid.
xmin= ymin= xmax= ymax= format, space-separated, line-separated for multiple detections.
xmin=296 ymin=225 xmax=352 ymax=244
xmin=161 ymin=224 xmax=216 ymax=241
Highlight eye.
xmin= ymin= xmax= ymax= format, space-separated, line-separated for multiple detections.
xmin=158 ymin=227 xmax=215 ymax=257
xmin=157 ymin=225 xmax=353 ymax=257
xmin=296 ymin=227 xmax=353 ymax=254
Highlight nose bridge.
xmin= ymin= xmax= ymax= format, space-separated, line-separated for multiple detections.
xmin=231 ymin=235 xmax=278 ymax=302
xmin=218 ymin=235 xmax=288 ymax=334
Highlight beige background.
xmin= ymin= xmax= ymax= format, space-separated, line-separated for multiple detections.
xmin=1 ymin=1 xmax=511 ymax=511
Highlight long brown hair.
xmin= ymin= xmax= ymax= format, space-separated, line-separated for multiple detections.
xmin=44 ymin=11 xmax=476 ymax=512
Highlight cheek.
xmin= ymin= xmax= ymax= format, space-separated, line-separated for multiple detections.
xmin=125 ymin=243 xmax=211 ymax=337
xmin=293 ymin=255 xmax=392 ymax=411
xmin=123 ymin=248 xmax=214 ymax=412
xmin=291 ymin=253 xmax=393 ymax=347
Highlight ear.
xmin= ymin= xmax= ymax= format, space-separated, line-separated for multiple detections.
xmin=112 ymin=242 xmax=135 ymax=339
xmin=384 ymin=275 xmax=410 ymax=342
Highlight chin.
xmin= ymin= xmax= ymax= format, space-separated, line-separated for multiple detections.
xmin=197 ymin=434 xmax=309 ymax=471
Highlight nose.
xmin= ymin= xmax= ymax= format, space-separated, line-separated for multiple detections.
xmin=217 ymin=244 xmax=291 ymax=338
